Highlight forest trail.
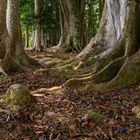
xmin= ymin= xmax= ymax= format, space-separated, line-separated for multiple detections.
xmin=1 ymin=0 xmax=140 ymax=139
xmin=0 ymin=51 xmax=140 ymax=140
xmin=0 ymin=51 xmax=69 ymax=95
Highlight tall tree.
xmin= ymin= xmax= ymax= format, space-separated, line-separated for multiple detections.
xmin=33 ymin=0 xmax=41 ymax=51
xmin=64 ymin=0 xmax=140 ymax=92
xmin=55 ymin=0 xmax=85 ymax=52
xmin=0 ymin=0 xmax=8 ymax=59
xmin=25 ymin=27 xmax=29 ymax=48
xmin=0 ymin=0 xmax=38 ymax=74
xmin=77 ymin=0 xmax=126 ymax=58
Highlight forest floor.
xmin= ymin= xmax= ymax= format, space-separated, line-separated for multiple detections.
xmin=0 ymin=51 xmax=140 ymax=140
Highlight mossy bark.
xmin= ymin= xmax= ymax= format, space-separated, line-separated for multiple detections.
xmin=84 ymin=50 xmax=140 ymax=93
xmin=56 ymin=0 xmax=129 ymax=76
xmin=0 ymin=52 xmax=24 ymax=74
xmin=0 ymin=0 xmax=39 ymax=75
xmin=63 ymin=0 xmax=140 ymax=93
xmin=0 ymin=0 xmax=7 ymax=59
xmin=0 ymin=45 xmax=38 ymax=75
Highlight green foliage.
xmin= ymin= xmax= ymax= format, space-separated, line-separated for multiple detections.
xmin=84 ymin=0 xmax=100 ymax=36
xmin=87 ymin=110 xmax=102 ymax=119
xmin=20 ymin=0 xmax=59 ymax=46
xmin=40 ymin=0 xmax=60 ymax=38
xmin=19 ymin=0 xmax=100 ymax=47
xmin=93 ymin=0 xmax=100 ymax=35
xmin=20 ymin=0 xmax=59 ymax=31
xmin=0 ymin=75 xmax=5 ymax=81
xmin=20 ymin=0 xmax=35 ymax=29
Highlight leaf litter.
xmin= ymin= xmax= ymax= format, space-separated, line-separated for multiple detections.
xmin=0 ymin=51 xmax=140 ymax=140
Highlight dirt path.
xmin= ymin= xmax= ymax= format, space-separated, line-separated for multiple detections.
xmin=0 ymin=51 xmax=140 ymax=140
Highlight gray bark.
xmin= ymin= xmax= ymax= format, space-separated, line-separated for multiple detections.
xmin=6 ymin=0 xmax=21 ymax=55
xmin=77 ymin=0 xmax=128 ymax=58
xmin=55 ymin=0 xmax=81 ymax=52
xmin=33 ymin=0 xmax=41 ymax=51
xmin=25 ymin=28 xmax=29 ymax=48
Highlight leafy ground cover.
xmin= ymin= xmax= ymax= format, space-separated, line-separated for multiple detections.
xmin=0 ymin=51 xmax=140 ymax=140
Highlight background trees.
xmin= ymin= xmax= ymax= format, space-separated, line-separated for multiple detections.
xmin=0 ymin=0 xmax=38 ymax=75
xmin=0 ymin=1 xmax=140 ymax=139
xmin=1 ymin=0 xmax=139 ymax=92
xmin=63 ymin=0 xmax=140 ymax=93
xmin=19 ymin=0 xmax=100 ymax=52
xmin=55 ymin=0 xmax=100 ymax=52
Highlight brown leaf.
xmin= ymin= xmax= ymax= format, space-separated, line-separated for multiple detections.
xmin=23 ymin=136 xmax=30 ymax=140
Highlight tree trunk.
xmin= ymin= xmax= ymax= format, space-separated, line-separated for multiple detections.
xmin=99 ymin=0 xmax=104 ymax=20
xmin=55 ymin=0 xmax=84 ymax=52
xmin=0 ymin=0 xmax=8 ymax=59
xmin=32 ymin=28 xmax=35 ymax=48
xmin=41 ymin=29 xmax=46 ymax=50
xmin=77 ymin=0 xmax=128 ymax=58
xmin=63 ymin=0 xmax=140 ymax=93
xmin=33 ymin=0 xmax=41 ymax=51
xmin=87 ymin=0 xmax=93 ymax=42
xmin=0 ymin=0 xmax=38 ymax=75
xmin=25 ymin=27 xmax=29 ymax=48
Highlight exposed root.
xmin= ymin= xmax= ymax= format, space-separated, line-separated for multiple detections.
xmin=31 ymin=86 xmax=62 ymax=94
xmin=82 ymin=50 xmax=140 ymax=93
xmin=59 ymin=65 xmax=95 ymax=78
xmin=1 ymin=53 xmax=25 ymax=74
xmin=86 ymin=38 xmax=125 ymax=72
xmin=0 ymin=55 xmax=38 ymax=76
xmin=56 ymin=58 xmax=80 ymax=71
xmin=57 ymin=36 xmax=125 ymax=79
xmin=63 ymin=56 xmax=125 ymax=87
xmin=46 ymin=46 xmax=61 ymax=53
xmin=49 ymin=58 xmax=76 ymax=68
xmin=63 ymin=76 xmax=90 ymax=87
xmin=91 ymin=56 xmax=125 ymax=83
xmin=0 ymin=66 xmax=7 ymax=76
xmin=22 ymin=54 xmax=39 ymax=66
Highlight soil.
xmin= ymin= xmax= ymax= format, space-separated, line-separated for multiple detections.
xmin=0 ymin=51 xmax=140 ymax=140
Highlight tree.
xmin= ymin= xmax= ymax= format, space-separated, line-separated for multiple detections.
xmin=25 ymin=28 xmax=29 ymax=48
xmin=0 ymin=0 xmax=38 ymax=75
xmin=20 ymin=0 xmax=34 ymax=49
xmin=55 ymin=0 xmax=86 ymax=52
xmin=0 ymin=0 xmax=8 ymax=59
xmin=33 ymin=0 xmax=42 ymax=51
xmin=53 ymin=0 xmax=100 ymax=52
xmin=99 ymin=0 xmax=104 ymax=20
xmin=63 ymin=0 xmax=140 ymax=92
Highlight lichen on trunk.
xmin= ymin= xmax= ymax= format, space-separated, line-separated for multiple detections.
xmin=62 ymin=0 xmax=140 ymax=93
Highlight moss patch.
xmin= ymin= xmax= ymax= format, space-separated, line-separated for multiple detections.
xmin=0 ymin=84 xmax=32 ymax=107
xmin=84 ymin=51 xmax=140 ymax=93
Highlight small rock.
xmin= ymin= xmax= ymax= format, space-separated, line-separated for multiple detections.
xmin=132 ymin=106 xmax=140 ymax=114
xmin=3 ymin=84 xmax=32 ymax=107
